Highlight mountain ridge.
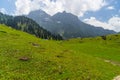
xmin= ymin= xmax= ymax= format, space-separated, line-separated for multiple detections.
xmin=27 ymin=10 xmax=116 ymax=39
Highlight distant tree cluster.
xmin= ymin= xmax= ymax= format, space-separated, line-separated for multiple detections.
xmin=0 ymin=12 xmax=62 ymax=40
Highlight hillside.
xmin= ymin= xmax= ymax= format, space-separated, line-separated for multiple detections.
xmin=0 ymin=24 xmax=120 ymax=80
xmin=27 ymin=10 xmax=116 ymax=39
xmin=0 ymin=12 xmax=62 ymax=40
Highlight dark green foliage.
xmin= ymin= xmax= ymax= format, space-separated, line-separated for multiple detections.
xmin=0 ymin=12 xmax=62 ymax=40
xmin=101 ymin=36 xmax=107 ymax=40
xmin=0 ymin=30 xmax=7 ymax=33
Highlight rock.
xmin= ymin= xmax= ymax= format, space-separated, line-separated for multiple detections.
xmin=32 ymin=43 xmax=40 ymax=47
xmin=19 ymin=57 xmax=30 ymax=61
xmin=56 ymin=55 xmax=63 ymax=58
xmin=29 ymin=42 xmax=40 ymax=47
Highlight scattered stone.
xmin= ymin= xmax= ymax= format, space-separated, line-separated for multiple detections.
xmin=104 ymin=60 xmax=110 ymax=63
xmin=29 ymin=42 xmax=40 ymax=47
xmin=56 ymin=55 xmax=63 ymax=58
xmin=19 ymin=57 xmax=30 ymax=61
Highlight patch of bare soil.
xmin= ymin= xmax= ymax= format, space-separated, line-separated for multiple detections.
xmin=104 ymin=59 xmax=120 ymax=66
xmin=113 ymin=76 xmax=120 ymax=80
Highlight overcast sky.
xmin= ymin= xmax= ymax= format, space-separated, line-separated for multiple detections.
xmin=0 ymin=0 xmax=120 ymax=32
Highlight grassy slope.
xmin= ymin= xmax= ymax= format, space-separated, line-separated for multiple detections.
xmin=62 ymin=35 xmax=120 ymax=62
xmin=0 ymin=24 xmax=120 ymax=80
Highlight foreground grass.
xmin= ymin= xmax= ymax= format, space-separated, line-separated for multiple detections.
xmin=0 ymin=24 xmax=120 ymax=80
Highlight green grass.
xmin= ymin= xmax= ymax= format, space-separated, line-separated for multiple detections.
xmin=0 ymin=24 xmax=120 ymax=80
xmin=62 ymin=35 xmax=120 ymax=61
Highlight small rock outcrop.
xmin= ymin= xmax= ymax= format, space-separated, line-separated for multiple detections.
xmin=19 ymin=57 xmax=30 ymax=61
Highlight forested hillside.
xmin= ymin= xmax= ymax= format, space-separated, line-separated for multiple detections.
xmin=0 ymin=12 xmax=62 ymax=40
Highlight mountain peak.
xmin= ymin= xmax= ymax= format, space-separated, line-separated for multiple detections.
xmin=63 ymin=11 xmax=67 ymax=13
xmin=0 ymin=12 xmax=4 ymax=16
xmin=52 ymin=11 xmax=79 ymax=24
xmin=28 ymin=9 xmax=51 ymax=18
xmin=27 ymin=9 xmax=116 ymax=39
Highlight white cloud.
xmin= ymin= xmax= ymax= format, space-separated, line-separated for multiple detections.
xmin=15 ymin=0 xmax=107 ymax=16
xmin=62 ymin=0 xmax=107 ymax=16
xmin=40 ymin=0 xmax=64 ymax=16
xmin=14 ymin=0 xmax=65 ymax=15
xmin=84 ymin=16 xmax=120 ymax=32
xmin=107 ymin=6 xmax=115 ymax=10
xmin=15 ymin=0 xmax=32 ymax=15
xmin=0 ymin=8 xmax=7 ymax=14
xmin=108 ymin=17 xmax=120 ymax=32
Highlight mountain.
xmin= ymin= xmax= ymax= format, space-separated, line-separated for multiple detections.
xmin=27 ymin=10 xmax=59 ymax=33
xmin=27 ymin=10 xmax=116 ymax=39
xmin=0 ymin=12 xmax=62 ymax=40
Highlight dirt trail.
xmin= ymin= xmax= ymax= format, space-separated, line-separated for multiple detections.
xmin=104 ymin=59 xmax=120 ymax=66
xmin=113 ymin=76 xmax=120 ymax=80
xmin=99 ymin=58 xmax=120 ymax=80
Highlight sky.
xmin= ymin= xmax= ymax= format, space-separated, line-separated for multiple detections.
xmin=0 ymin=0 xmax=120 ymax=32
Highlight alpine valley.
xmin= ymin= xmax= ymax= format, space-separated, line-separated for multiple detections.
xmin=0 ymin=3 xmax=120 ymax=80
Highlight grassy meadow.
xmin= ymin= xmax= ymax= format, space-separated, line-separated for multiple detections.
xmin=0 ymin=24 xmax=120 ymax=80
